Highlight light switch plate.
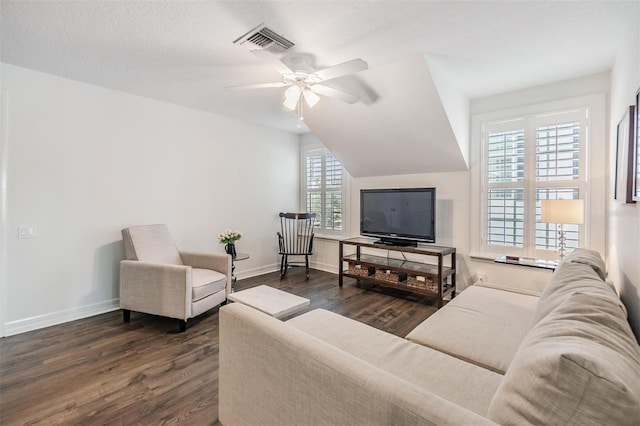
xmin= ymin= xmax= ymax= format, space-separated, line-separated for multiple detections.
xmin=18 ymin=225 xmax=37 ymax=239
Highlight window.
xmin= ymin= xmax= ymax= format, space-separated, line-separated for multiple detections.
xmin=301 ymin=144 xmax=348 ymax=235
xmin=480 ymin=108 xmax=588 ymax=259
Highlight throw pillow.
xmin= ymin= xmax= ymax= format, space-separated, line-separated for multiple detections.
xmin=488 ymin=291 xmax=640 ymax=426
xmin=528 ymin=261 xmax=623 ymax=327
xmin=563 ymin=248 xmax=607 ymax=280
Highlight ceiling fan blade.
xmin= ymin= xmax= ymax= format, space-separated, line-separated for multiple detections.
xmin=310 ymin=84 xmax=359 ymax=104
xmin=226 ymin=82 xmax=287 ymax=90
xmin=251 ymin=50 xmax=294 ymax=75
xmin=313 ymin=58 xmax=368 ymax=81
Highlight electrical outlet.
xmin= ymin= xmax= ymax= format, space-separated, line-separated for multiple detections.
xmin=18 ymin=225 xmax=37 ymax=239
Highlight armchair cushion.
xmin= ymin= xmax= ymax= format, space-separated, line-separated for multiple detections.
xmin=122 ymin=224 xmax=183 ymax=265
xmin=192 ymin=268 xmax=227 ymax=301
xmin=181 ymin=251 xmax=232 ymax=295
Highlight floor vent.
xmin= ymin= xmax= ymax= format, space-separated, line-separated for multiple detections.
xmin=233 ymin=24 xmax=294 ymax=54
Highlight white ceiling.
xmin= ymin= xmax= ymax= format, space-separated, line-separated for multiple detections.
xmin=1 ymin=1 xmax=636 ymax=175
xmin=306 ymin=53 xmax=470 ymax=177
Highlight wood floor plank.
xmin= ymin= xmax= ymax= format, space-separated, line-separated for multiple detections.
xmin=0 ymin=268 xmax=439 ymax=425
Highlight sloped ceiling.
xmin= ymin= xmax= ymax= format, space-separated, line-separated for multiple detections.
xmin=1 ymin=1 xmax=636 ymax=177
xmin=305 ymin=54 xmax=468 ymax=177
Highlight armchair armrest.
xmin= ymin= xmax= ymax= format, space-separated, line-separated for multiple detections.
xmin=180 ymin=251 xmax=232 ymax=294
xmin=180 ymin=251 xmax=230 ymax=273
xmin=120 ymin=260 xmax=191 ymax=320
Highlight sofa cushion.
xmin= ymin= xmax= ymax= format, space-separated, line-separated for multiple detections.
xmin=487 ymin=291 xmax=640 ymax=426
xmin=287 ymin=308 xmax=503 ymax=416
xmin=564 ymin=247 xmax=607 ymax=280
xmin=529 ymin=261 xmax=624 ymax=327
xmin=405 ymin=285 xmax=539 ymax=374
xmin=191 ymin=268 xmax=226 ymax=301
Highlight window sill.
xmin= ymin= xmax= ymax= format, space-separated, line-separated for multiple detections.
xmin=470 ymin=252 xmax=557 ymax=271
xmin=495 ymin=255 xmax=558 ymax=271
xmin=314 ymin=234 xmax=346 ymax=241
xmin=469 ymin=252 xmax=498 ymax=261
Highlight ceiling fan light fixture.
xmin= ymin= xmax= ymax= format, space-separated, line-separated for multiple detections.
xmin=283 ymin=85 xmax=301 ymax=110
xmin=303 ymin=89 xmax=320 ymax=108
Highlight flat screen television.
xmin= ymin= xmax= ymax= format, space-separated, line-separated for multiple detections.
xmin=360 ymin=187 xmax=436 ymax=246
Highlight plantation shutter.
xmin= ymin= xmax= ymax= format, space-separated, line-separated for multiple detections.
xmin=305 ymin=149 xmax=343 ymax=232
xmin=534 ymin=119 xmax=582 ymax=252
xmin=306 ymin=151 xmax=322 ymax=227
xmin=482 ymin=110 xmax=586 ymax=258
xmin=485 ymin=122 xmax=526 ymax=250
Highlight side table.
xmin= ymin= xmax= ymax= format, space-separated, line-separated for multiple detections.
xmin=231 ymin=253 xmax=249 ymax=291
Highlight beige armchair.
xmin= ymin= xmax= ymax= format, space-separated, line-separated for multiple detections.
xmin=120 ymin=224 xmax=231 ymax=332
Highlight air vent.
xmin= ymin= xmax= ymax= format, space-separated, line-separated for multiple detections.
xmin=233 ymin=24 xmax=294 ymax=54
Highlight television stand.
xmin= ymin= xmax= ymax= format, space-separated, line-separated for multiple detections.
xmin=339 ymin=237 xmax=456 ymax=308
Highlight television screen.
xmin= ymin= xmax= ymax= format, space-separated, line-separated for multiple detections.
xmin=360 ymin=188 xmax=435 ymax=245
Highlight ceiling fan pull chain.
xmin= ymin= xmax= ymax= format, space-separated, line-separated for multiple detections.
xmin=298 ymin=95 xmax=304 ymax=121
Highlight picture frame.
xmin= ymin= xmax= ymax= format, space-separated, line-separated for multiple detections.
xmin=614 ymin=105 xmax=636 ymax=204
xmin=634 ymin=88 xmax=640 ymax=201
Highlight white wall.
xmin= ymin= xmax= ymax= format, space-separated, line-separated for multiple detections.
xmin=471 ymin=72 xmax=611 ymax=115
xmin=607 ymin=3 xmax=640 ymax=340
xmin=427 ymin=55 xmax=471 ymax=168
xmin=0 ymin=64 xmax=299 ymax=336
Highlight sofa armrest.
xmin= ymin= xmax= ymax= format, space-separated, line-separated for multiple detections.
xmin=219 ymin=304 xmax=497 ymax=426
xmin=120 ymin=260 xmax=191 ymax=320
xmin=180 ymin=251 xmax=232 ymax=294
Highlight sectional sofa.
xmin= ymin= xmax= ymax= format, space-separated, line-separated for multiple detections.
xmin=218 ymin=249 xmax=640 ymax=425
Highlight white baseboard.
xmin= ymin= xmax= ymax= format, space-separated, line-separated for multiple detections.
xmin=235 ymin=263 xmax=280 ymax=280
xmin=310 ymin=260 xmax=339 ymax=274
xmin=3 ymin=262 xmax=337 ymax=337
xmin=3 ymin=298 xmax=120 ymax=337
xmin=235 ymin=261 xmax=338 ymax=280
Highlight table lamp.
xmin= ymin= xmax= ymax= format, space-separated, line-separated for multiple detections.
xmin=541 ymin=199 xmax=584 ymax=260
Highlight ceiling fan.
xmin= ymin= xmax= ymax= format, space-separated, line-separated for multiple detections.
xmin=227 ymin=50 xmax=368 ymax=117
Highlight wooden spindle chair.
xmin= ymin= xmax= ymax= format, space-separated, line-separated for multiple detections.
xmin=277 ymin=212 xmax=316 ymax=279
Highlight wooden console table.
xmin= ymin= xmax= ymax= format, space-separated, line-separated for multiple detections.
xmin=338 ymin=237 xmax=456 ymax=308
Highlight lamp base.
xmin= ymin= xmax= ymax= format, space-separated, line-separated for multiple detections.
xmin=558 ymin=224 xmax=567 ymax=261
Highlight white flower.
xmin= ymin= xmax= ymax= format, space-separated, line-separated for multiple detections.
xmin=218 ymin=229 xmax=243 ymax=244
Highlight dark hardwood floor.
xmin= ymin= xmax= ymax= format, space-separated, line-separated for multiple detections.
xmin=0 ymin=268 xmax=439 ymax=425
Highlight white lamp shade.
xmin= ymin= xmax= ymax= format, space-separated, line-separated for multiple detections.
xmin=541 ymin=199 xmax=584 ymax=224
xmin=302 ymin=89 xmax=320 ymax=108
xmin=283 ymin=86 xmax=301 ymax=110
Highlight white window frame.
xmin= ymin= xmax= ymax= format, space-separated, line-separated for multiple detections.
xmin=470 ymin=94 xmax=606 ymax=260
xmin=300 ymin=140 xmax=349 ymax=238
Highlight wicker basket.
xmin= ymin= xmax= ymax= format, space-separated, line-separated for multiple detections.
xmin=347 ymin=262 xmax=374 ymax=277
xmin=407 ymin=275 xmax=439 ymax=292
xmin=374 ymin=268 xmax=407 ymax=284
